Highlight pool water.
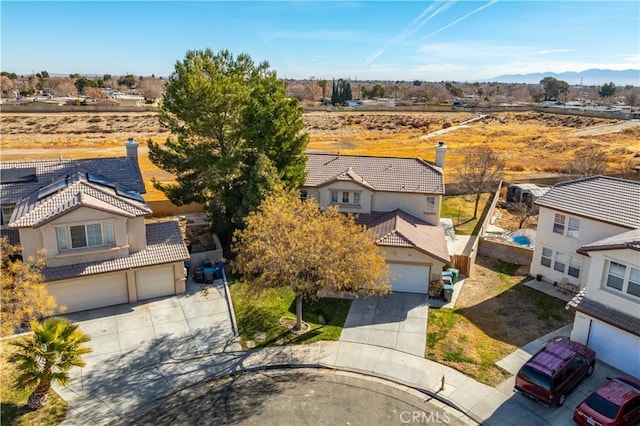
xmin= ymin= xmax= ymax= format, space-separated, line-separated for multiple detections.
xmin=509 ymin=235 xmax=532 ymax=246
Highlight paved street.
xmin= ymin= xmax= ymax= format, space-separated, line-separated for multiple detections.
xmin=340 ymin=292 xmax=428 ymax=356
xmin=123 ymin=369 xmax=474 ymax=425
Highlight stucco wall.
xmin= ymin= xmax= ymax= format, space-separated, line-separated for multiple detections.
xmin=583 ymin=248 xmax=640 ymax=315
xmin=372 ymin=192 xmax=440 ymax=225
xmin=478 ymin=238 xmax=533 ymax=266
xmin=530 ymin=206 xmax=630 ymax=287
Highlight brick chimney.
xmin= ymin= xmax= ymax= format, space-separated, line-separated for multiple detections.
xmin=435 ymin=141 xmax=447 ymax=168
xmin=125 ymin=137 xmax=139 ymax=162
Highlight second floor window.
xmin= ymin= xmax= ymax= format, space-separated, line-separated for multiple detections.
xmin=425 ymin=196 xmax=436 ymax=213
xmin=567 ymin=217 xmax=580 ymax=239
xmin=553 ymin=214 xmax=565 ymax=235
xmin=330 ymin=190 xmax=361 ymax=205
xmin=604 ymin=261 xmax=639 ymax=298
xmin=56 ymin=221 xmax=115 ymax=251
xmin=300 ymin=189 xmax=308 ymax=201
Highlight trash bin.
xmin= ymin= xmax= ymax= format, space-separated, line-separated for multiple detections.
xmin=447 ymin=268 xmax=459 ymax=284
xmin=441 ymin=271 xmax=452 ymax=281
xmin=203 ymin=267 xmax=215 ymax=284
xmin=443 ymin=284 xmax=454 ymax=302
xmin=441 ymin=275 xmax=452 ymax=286
xmin=194 ymin=266 xmax=204 ymax=283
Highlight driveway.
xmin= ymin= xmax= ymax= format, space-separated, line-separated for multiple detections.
xmin=55 ymin=279 xmax=240 ymax=424
xmin=340 ymin=292 xmax=428 ymax=356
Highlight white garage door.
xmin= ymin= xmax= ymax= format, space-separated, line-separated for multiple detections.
xmin=588 ymin=320 xmax=640 ymax=377
xmin=388 ymin=263 xmax=430 ymax=294
xmin=48 ymin=273 xmax=128 ymax=313
xmin=136 ymin=266 xmax=175 ymax=301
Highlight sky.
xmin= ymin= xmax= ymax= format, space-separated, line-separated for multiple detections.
xmin=1 ymin=1 xmax=639 ymax=82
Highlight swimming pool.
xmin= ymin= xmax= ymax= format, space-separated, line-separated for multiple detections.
xmin=504 ymin=229 xmax=536 ymax=248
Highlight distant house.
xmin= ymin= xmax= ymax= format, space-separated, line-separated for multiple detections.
xmin=302 ymin=143 xmax=451 ymax=294
xmin=1 ymin=139 xmax=189 ymax=313
xmin=505 ymin=183 xmax=550 ymax=207
xmin=530 ymin=176 xmax=640 ymax=376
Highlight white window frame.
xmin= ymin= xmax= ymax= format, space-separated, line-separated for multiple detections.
xmin=553 ymin=213 xmax=566 ymax=235
xmin=425 ymin=196 xmax=436 ymax=213
xmin=605 ymin=261 xmax=640 ymax=299
xmin=568 ymin=256 xmax=581 ymax=279
xmin=342 ymin=191 xmax=349 ymax=203
xmin=567 ymin=217 xmax=580 ymax=239
xmin=330 ymin=190 xmax=338 ymax=203
xmin=299 ymin=189 xmax=308 ymax=201
xmin=353 ymin=192 xmax=361 ymax=205
xmin=1 ymin=206 xmax=14 ymax=225
xmin=55 ymin=221 xmax=115 ymax=251
xmin=554 ymin=251 xmax=568 ymax=273
xmin=541 ymin=247 xmax=553 ymax=268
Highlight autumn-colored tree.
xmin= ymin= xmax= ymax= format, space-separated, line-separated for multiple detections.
xmin=454 ymin=147 xmax=505 ymax=218
xmin=84 ymin=86 xmax=104 ymax=99
xmin=1 ymin=237 xmax=57 ymax=337
xmin=233 ymin=194 xmax=390 ymax=331
xmin=564 ymin=146 xmax=608 ymax=178
xmin=9 ymin=318 xmax=92 ymax=409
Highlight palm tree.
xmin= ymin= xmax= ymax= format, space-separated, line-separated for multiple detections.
xmin=9 ymin=317 xmax=92 ymax=409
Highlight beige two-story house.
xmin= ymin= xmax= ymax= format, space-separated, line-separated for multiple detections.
xmin=1 ymin=141 xmax=190 ymax=314
xmin=302 ymin=145 xmax=451 ymax=294
xmin=530 ymin=176 xmax=640 ymax=376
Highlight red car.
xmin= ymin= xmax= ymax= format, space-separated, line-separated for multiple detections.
xmin=574 ymin=376 xmax=640 ymax=426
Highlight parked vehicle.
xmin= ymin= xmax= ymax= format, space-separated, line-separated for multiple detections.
xmin=514 ymin=337 xmax=596 ymax=407
xmin=574 ymin=376 xmax=640 ymax=426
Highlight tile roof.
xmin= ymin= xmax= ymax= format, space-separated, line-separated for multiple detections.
xmin=1 ymin=157 xmax=145 ymax=205
xmin=567 ymin=293 xmax=640 ymax=337
xmin=535 ymin=176 xmax=640 ymax=229
xmin=9 ymin=167 xmax=151 ymax=228
xmin=355 ymin=209 xmax=450 ymax=263
xmin=305 ymin=153 xmax=444 ymax=194
xmin=43 ymin=221 xmax=190 ymax=281
xmin=578 ymin=228 xmax=640 ymax=254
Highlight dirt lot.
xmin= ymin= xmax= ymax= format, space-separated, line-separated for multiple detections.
xmin=2 ymin=110 xmax=639 ymax=200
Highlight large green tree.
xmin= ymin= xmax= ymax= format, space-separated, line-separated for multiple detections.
xmin=148 ymin=49 xmax=308 ymax=237
xmin=233 ymin=193 xmax=390 ymax=331
xmin=9 ymin=318 xmax=92 ymax=409
xmin=540 ymin=77 xmax=570 ymax=101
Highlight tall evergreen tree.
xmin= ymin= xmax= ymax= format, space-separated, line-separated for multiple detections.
xmin=148 ymin=49 xmax=308 ymax=239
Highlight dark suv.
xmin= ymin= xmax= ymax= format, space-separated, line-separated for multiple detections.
xmin=514 ymin=337 xmax=596 ymax=407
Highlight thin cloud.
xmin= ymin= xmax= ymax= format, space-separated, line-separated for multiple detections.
xmin=538 ymin=49 xmax=574 ymax=54
xmin=365 ymin=1 xmax=455 ymax=65
xmin=422 ymin=0 xmax=499 ymax=40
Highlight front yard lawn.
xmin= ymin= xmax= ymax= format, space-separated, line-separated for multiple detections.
xmin=229 ymin=281 xmax=352 ymax=348
xmin=426 ymin=257 xmax=574 ymax=386
xmin=0 ymin=340 xmax=67 ymax=426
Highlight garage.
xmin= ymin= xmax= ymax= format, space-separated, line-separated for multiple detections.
xmin=387 ymin=263 xmax=430 ymax=294
xmin=136 ymin=265 xmax=175 ymax=301
xmin=48 ymin=272 xmax=128 ymax=313
xmin=588 ymin=320 xmax=640 ymax=377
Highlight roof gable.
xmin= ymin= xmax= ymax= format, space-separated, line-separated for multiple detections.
xmin=579 ymin=228 xmax=640 ymax=253
xmin=305 ymin=153 xmax=444 ymax=194
xmin=1 ymin=157 xmax=145 ymax=205
xmin=535 ymin=176 xmax=640 ymax=229
xmin=356 ymin=209 xmax=450 ymax=263
xmin=9 ymin=168 xmax=151 ymax=228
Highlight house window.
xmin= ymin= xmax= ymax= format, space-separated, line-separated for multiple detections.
xmin=553 ymin=214 xmax=565 ymax=235
xmin=299 ymin=189 xmax=308 ymax=201
xmin=568 ymin=256 xmax=581 ymax=279
xmin=56 ymin=221 xmax=115 ymax=251
xmin=331 ymin=191 xmax=338 ymax=203
xmin=425 ymin=196 xmax=436 ymax=213
xmin=541 ymin=247 xmax=553 ymax=268
xmin=628 ymin=268 xmax=640 ymax=297
xmin=1 ymin=206 xmax=14 ymax=225
xmin=567 ymin=217 xmax=580 ymax=239
xmin=554 ymin=252 xmax=567 ymax=273
xmin=353 ymin=192 xmax=361 ymax=205
xmin=342 ymin=191 xmax=349 ymax=203
xmin=606 ymin=261 xmax=626 ymax=291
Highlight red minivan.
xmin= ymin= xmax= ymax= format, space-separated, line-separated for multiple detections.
xmin=514 ymin=337 xmax=596 ymax=407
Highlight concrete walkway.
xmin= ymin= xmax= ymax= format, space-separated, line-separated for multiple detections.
xmin=340 ymin=293 xmax=428 ymax=356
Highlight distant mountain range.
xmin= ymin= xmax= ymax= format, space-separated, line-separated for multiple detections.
xmin=487 ymin=69 xmax=640 ymax=86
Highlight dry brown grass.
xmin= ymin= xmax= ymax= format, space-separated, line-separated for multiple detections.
xmin=2 ymin=111 xmax=639 ymax=201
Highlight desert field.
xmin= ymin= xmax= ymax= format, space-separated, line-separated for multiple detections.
xmin=2 ymin=111 xmax=639 ymax=201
